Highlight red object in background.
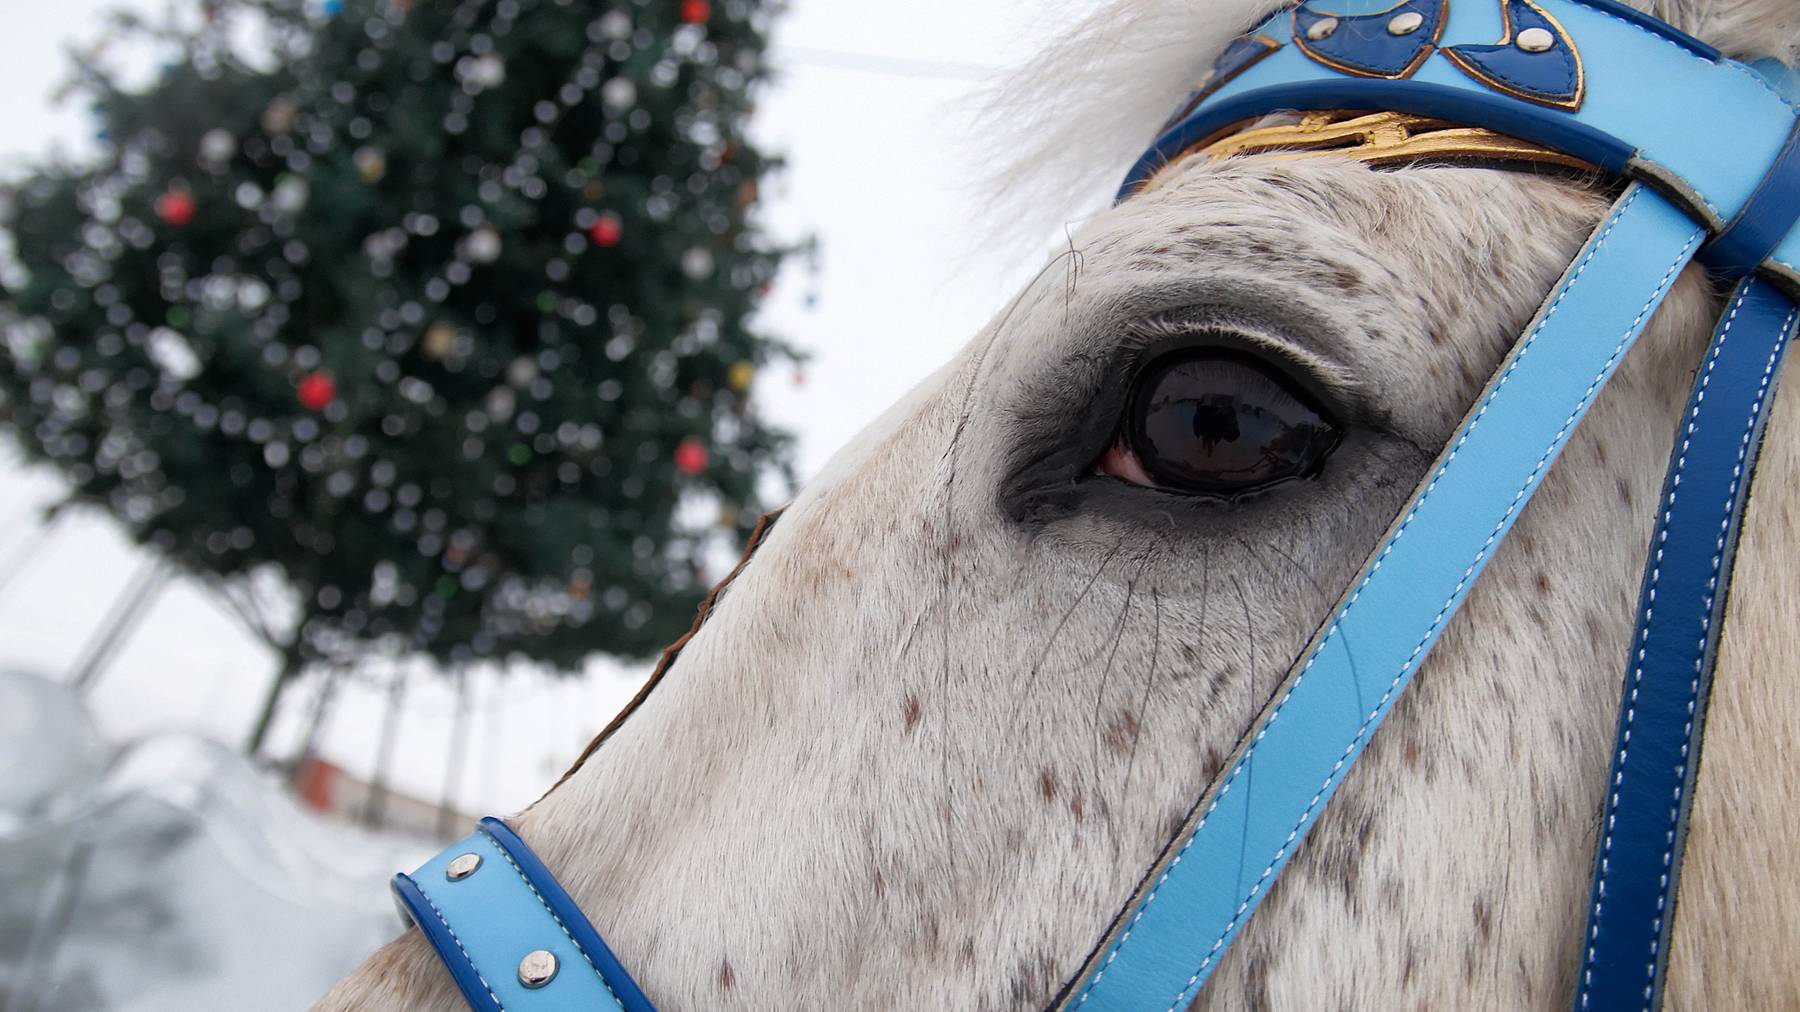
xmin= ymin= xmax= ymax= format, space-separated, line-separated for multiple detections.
xmin=155 ymin=189 xmax=196 ymax=226
xmin=297 ymin=371 xmax=336 ymax=411
xmin=293 ymin=757 xmax=339 ymax=812
xmin=588 ymin=213 xmax=623 ymax=247
xmin=674 ymin=437 xmax=708 ymax=475
xmin=680 ymin=0 xmax=710 ymax=23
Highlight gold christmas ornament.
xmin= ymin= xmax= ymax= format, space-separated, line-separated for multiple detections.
xmin=423 ymin=322 xmax=457 ymax=360
xmin=354 ymin=146 xmax=387 ymax=183
xmin=727 ymin=360 xmax=755 ymax=393
xmin=262 ymin=95 xmax=299 ymax=135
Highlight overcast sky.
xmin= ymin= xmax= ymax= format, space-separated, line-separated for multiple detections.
xmin=0 ymin=0 xmax=1099 ymax=817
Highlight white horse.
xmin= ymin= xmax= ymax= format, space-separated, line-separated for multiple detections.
xmin=319 ymin=0 xmax=1800 ymax=1007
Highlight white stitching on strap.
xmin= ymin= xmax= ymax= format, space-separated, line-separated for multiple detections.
xmin=1641 ymin=300 xmax=1792 ymax=1008
xmin=1568 ymin=0 xmax=1800 ymax=118
xmin=412 ymin=879 xmax=506 ymax=1010
xmin=482 ymin=830 xmax=627 ymax=1008
xmin=1572 ymin=281 xmax=1750 ymax=1008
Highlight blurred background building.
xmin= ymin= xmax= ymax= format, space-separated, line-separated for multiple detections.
xmin=0 ymin=0 xmax=1082 ymax=1006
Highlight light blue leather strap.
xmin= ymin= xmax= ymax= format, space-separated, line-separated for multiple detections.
xmin=1061 ymin=185 xmax=1704 ymax=1010
xmin=393 ymin=821 xmax=639 ymax=1011
xmin=1576 ymin=276 xmax=1798 ymax=1010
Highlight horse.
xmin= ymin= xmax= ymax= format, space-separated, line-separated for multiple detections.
xmin=316 ymin=0 xmax=1800 ymax=1007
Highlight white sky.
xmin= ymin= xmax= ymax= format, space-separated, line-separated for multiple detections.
xmin=0 ymin=0 xmax=1099 ymax=817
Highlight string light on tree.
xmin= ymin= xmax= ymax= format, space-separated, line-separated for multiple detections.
xmin=464 ymin=225 xmax=502 ymax=263
xmin=198 ymin=128 xmax=236 ymax=168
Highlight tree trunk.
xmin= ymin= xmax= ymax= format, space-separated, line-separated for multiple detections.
xmin=69 ymin=558 xmax=169 ymax=693
xmin=0 ymin=508 xmax=65 ymax=599
xmin=364 ymin=663 xmax=409 ymax=829
xmin=245 ymin=638 xmax=307 ymax=757
xmin=437 ymin=667 xmax=471 ymax=839
xmin=294 ymin=664 xmax=345 ymax=768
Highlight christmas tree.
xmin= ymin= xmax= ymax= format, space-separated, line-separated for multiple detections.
xmin=0 ymin=0 xmax=797 ymax=752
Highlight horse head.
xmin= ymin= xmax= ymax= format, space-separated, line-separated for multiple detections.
xmin=319 ymin=0 xmax=1800 ymax=1007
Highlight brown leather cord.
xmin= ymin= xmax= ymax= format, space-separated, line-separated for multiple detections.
xmin=533 ymin=508 xmax=785 ymax=806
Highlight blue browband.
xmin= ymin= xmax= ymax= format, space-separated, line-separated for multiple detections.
xmin=396 ymin=1 xmax=1799 ymax=1008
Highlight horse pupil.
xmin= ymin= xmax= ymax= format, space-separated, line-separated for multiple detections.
xmin=1129 ymin=352 xmax=1340 ymax=494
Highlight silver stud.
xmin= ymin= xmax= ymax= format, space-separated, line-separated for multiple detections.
xmin=1306 ymin=17 xmax=1339 ymax=41
xmin=445 ymin=853 xmax=482 ymax=882
xmin=518 ymin=950 xmax=559 ymax=989
xmin=1387 ymin=11 xmax=1425 ymax=35
xmin=1516 ymin=27 xmax=1556 ymax=52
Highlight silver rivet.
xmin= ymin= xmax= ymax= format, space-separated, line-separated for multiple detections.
xmin=1306 ymin=17 xmax=1339 ymax=41
xmin=445 ymin=853 xmax=482 ymax=881
xmin=1517 ymin=27 xmax=1556 ymax=52
xmin=518 ymin=950 xmax=559 ymax=989
xmin=1387 ymin=11 xmax=1424 ymax=35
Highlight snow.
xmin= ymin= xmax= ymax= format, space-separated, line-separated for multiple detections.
xmin=0 ymin=669 xmax=430 ymax=1010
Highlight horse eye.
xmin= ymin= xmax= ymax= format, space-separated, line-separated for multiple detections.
xmin=1098 ymin=351 xmax=1342 ymax=496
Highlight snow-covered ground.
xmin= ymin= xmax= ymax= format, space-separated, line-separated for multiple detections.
xmin=0 ymin=669 xmax=431 ymax=1010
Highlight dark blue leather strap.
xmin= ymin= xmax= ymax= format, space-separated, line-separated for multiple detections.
xmin=1576 ymin=275 xmax=1797 ymax=1010
xmin=1701 ymin=121 xmax=1800 ymax=275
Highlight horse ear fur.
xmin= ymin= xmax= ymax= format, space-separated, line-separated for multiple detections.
xmin=1646 ymin=0 xmax=1800 ymax=67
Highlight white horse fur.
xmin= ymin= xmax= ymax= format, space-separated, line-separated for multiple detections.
xmin=319 ymin=1 xmax=1800 ymax=1008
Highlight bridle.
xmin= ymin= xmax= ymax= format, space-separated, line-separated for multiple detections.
xmin=388 ymin=2 xmax=1800 ymax=1009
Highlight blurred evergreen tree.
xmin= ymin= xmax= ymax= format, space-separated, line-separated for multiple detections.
xmin=0 ymin=0 xmax=798 ymax=751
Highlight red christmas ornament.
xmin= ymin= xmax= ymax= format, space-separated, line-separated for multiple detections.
xmin=155 ymin=190 xmax=196 ymax=227
xmin=297 ymin=372 xmax=336 ymax=411
xmin=673 ymin=438 xmax=709 ymax=476
xmin=588 ymin=213 xmax=623 ymax=248
xmin=680 ymin=0 xmax=710 ymax=23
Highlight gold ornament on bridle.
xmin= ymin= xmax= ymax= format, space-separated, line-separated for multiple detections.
xmin=1138 ymin=109 xmax=1599 ymax=193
